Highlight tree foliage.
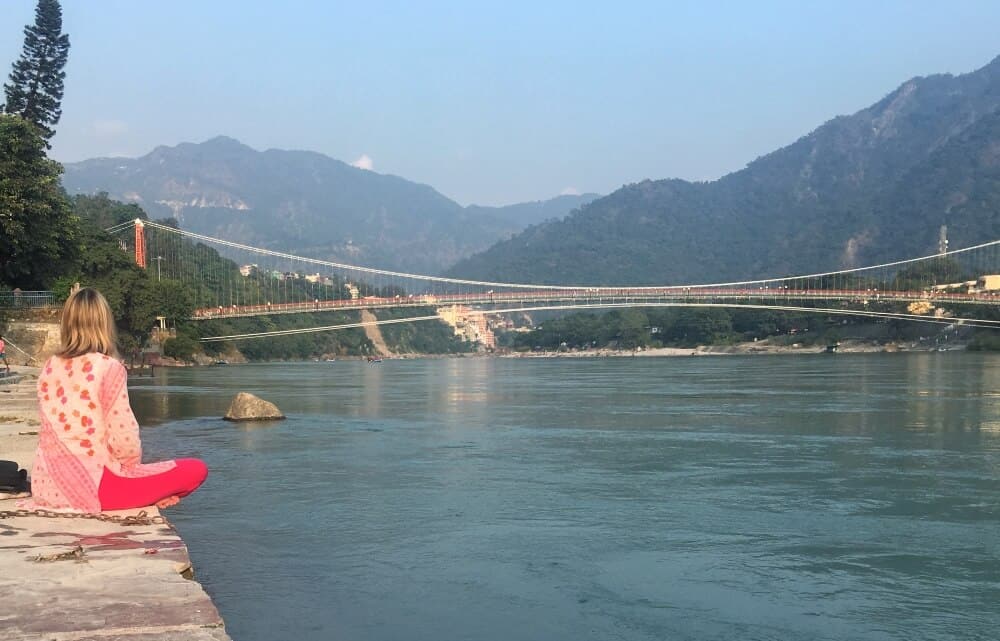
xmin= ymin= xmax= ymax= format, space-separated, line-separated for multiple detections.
xmin=72 ymin=192 xmax=145 ymax=230
xmin=968 ymin=332 xmax=1000 ymax=351
xmin=163 ymin=335 xmax=199 ymax=360
xmin=0 ymin=113 xmax=79 ymax=288
xmin=503 ymin=307 xmax=857 ymax=352
xmin=3 ymin=0 xmax=70 ymax=141
xmin=891 ymin=258 xmax=967 ymax=291
xmin=56 ymin=196 xmax=194 ymax=354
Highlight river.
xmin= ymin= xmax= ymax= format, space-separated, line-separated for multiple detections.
xmin=131 ymin=353 xmax=1000 ymax=641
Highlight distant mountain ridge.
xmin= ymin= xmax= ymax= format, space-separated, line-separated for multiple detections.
xmin=447 ymin=55 xmax=1000 ymax=285
xmin=465 ymin=194 xmax=601 ymax=228
xmin=61 ymin=138 xmax=599 ymax=274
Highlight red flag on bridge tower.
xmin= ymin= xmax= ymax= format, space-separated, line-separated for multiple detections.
xmin=134 ymin=219 xmax=147 ymax=268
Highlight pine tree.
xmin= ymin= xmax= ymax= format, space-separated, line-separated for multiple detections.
xmin=3 ymin=0 xmax=70 ymax=142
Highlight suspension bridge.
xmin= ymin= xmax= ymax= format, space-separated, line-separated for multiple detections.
xmin=100 ymin=219 xmax=1000 ymax=342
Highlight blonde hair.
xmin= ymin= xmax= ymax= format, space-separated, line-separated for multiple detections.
xmin=57 ymin=287 xmax=118 ymax=358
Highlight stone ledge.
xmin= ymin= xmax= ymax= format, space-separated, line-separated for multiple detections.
xmin=0 ymin=506 xmax=231 ymax=641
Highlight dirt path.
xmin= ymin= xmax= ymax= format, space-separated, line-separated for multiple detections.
xmin=360 ymin=309 xmax=392 ymax=356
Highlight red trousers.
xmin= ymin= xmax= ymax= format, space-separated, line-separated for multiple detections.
xmin=98 ymin=458 xmax=208 ymax=511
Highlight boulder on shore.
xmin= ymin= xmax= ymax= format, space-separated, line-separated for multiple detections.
xmin=223 ymin=392 xmax=286 ymax=422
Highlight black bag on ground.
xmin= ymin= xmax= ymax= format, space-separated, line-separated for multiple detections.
xmin=0 ymin=460 xmax=28 ymax=493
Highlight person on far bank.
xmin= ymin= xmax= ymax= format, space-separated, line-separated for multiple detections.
xmin=0 ymin=334 xmax=9 ymax=372
xmin=30 ymin=288 xmax=207 ymax=512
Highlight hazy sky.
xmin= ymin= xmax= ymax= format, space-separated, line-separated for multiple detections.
xmin=2 ymin=1 xmax=998 ymax=205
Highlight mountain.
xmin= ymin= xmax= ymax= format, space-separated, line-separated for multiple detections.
xmin=447 ymin=55 xmax=1000 ymax=285
xmin=466 ymin=193 xmax=600 ymax=228
xmin=61 ymin=137 xmax=598 ymax=274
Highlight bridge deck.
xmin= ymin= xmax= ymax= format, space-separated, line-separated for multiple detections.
xmin=191 ymin=288 xmax=1000 ymax=320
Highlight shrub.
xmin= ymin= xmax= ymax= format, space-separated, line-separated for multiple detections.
xmin=163 ymin=335 xmax=199 ymax=360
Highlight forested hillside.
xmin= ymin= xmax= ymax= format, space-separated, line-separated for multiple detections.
xmin=448 ymin=55 xmax=1000 ymax=285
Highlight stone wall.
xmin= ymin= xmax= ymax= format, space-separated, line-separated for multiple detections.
xmin=2 ymin=314 xmax=61 ymax=366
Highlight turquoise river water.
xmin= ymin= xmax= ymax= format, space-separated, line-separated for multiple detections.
xmin=131 ymin=353 xmax=1000 ymax=641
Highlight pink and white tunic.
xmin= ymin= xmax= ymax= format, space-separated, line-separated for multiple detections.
xmin=30 ymin=353 xmax=175 ymax=512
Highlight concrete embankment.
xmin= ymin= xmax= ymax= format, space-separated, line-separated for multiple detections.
xmin=0 ymin=367 xmax=231 ymax=641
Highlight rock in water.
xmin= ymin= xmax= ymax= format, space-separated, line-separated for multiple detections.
xmin=223 ymin=392 xmax=286 ymax=422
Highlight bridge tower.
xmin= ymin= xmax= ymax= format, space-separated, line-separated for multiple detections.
xmin=938 ymin=225 xmax=948 ymax=255
xmin=134 ymin=219 xmax=147 ymax=268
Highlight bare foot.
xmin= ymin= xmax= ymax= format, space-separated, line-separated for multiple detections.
xmin=155 ymin=495 xmax=180 ymax=509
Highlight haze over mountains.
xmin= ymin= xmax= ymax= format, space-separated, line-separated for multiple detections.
xmin=61 ymin=138 xmax=598 ymax=274
xmin=449 ymin=55 xmax=1000 ymax=285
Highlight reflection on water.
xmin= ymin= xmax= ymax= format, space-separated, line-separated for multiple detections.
xmin=133 ymin=354 xmax=1000 ymax=641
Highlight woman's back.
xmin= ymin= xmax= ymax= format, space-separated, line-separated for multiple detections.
xmin=33 ymin=353 xmax=136 ymax=510
xmin=31 ymin=287 xmax=205 ymax=513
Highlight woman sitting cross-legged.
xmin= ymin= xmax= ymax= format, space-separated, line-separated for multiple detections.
xmin=31 ymin=287 xmax=207 ymax=512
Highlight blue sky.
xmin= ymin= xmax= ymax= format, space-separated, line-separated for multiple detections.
xmin=2 ymin=1 xmax=999 ymax=205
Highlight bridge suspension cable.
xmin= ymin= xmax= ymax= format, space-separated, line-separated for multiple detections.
xmin=127 ymin=219 xmax=1000 ymax=292
xmin=106 ymin=218 xmax=1000 ymax=339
